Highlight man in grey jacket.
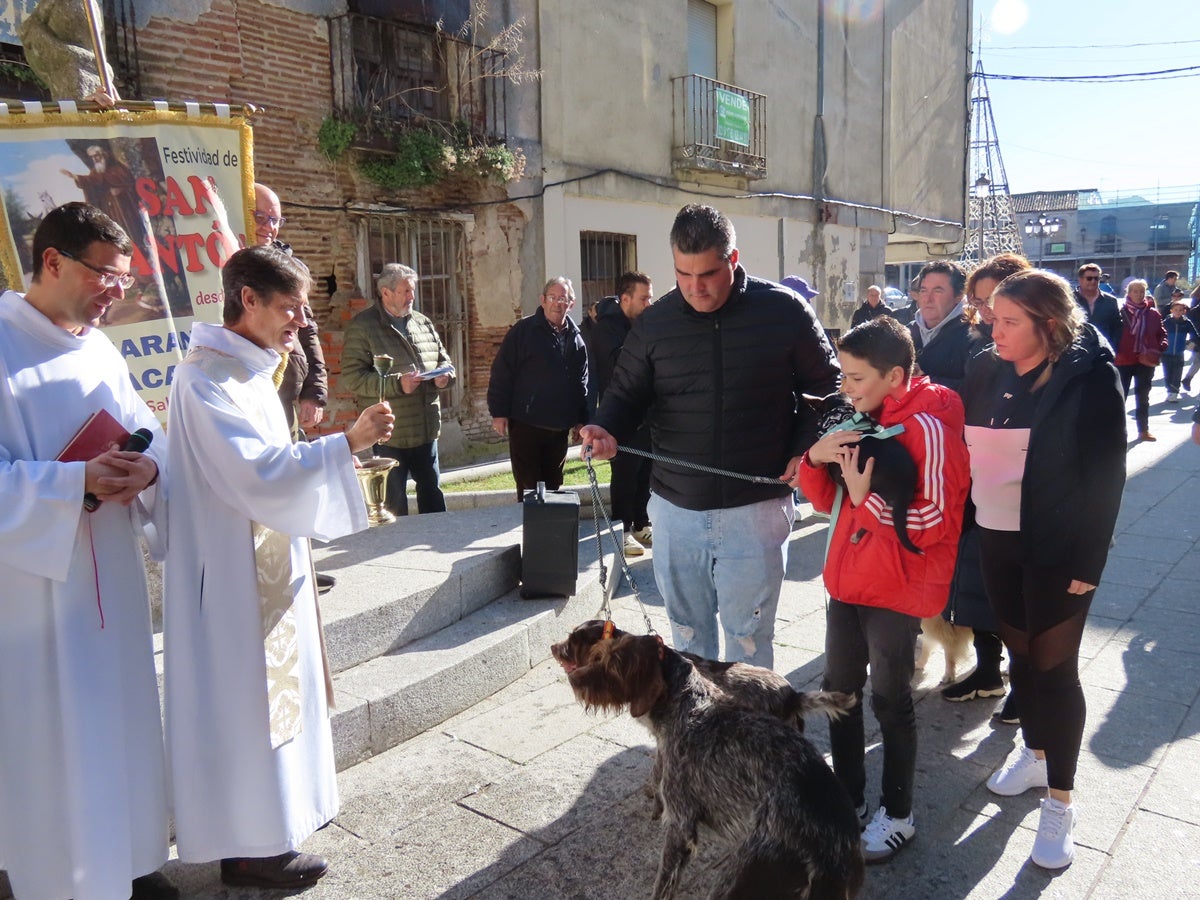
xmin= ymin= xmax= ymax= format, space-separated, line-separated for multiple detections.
xmin=341 ymin=264 xmax=454 ymax=515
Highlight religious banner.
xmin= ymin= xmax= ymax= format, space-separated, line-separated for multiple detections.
xmin=0 ymin=101 xmax=255 ymax=420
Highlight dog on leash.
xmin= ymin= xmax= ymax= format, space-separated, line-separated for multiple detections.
xmin=552 ymin=619 xmax=849 ymax=731
xmin=553 ymin=620 xmax=856 ymax=821
xmin=916 ymin=615 xmax=974 ymax=684
xmin=558 ymin=630 xmax=865 ymax=899
xmin=804 ymin=391 xmax=921 ymax=554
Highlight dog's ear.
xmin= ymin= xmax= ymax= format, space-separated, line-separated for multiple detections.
xmin=626 ymin=636 xmax=667 ymax=718
xmin=567 ymin=632 xmax=636 ymax=713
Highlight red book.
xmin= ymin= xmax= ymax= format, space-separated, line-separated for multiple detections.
xmin=56 ymin=409 xmax=130 ymax=463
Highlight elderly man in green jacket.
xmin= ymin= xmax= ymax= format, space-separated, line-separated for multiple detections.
xmin=341 ymin=264 xmax=455 ymax=515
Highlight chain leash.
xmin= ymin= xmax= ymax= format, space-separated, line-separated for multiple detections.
xmin=583 ymin=442 xmax=791 ymax=632
xmin=584 ymin=450 xmax=655 ymax=635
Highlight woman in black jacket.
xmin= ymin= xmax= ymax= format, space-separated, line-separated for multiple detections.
xmin=961 ymin=270 xmax=1125 ymax=871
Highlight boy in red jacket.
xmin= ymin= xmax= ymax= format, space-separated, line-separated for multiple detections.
xmin=798 ymin=316 xmax=970 ymax=863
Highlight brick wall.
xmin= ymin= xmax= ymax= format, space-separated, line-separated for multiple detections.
xmin=131 ymin=0 xmax=523 ymax=454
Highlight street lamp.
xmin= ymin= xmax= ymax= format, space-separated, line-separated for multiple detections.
xmin=973 ymin=174 xmax=991 ymax=262
xmin=1024 ymin=212 xmax=1062 ymax=267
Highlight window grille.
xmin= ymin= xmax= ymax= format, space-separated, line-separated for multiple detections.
xmin=579 ymin=232 xmax=637 ymax=310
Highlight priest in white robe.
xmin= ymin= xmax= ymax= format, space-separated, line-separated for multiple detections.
xmin=0 ymin=203 xmax=174 ymax=900
xmin=164 ymin=244 xmax=393 ymax=891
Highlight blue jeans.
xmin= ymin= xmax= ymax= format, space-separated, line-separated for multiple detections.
xmin=647 ymin=492 xmax=794 ymax=667
xmin=375 ymin=441 xmax=447 ymax=516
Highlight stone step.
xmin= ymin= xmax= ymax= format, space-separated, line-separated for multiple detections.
xmin=152 ymin=503 xmax=622 ymax=771
xmin=313 ymin=503 xmax=619 ymax=770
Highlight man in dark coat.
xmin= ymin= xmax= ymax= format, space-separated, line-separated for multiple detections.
xmin=851 ymin=284 xmax=895 ymax=328
xmin=583 ymin=272 xmax=654 ymax=556
xmin=909 ymin=261 xmax=976 ymax=393
xmin=580 ymin=204 xmax=840 ymax=668
xmin=488 ymin=277 xmax=589 ymax=499
xmin=1073 ymin=262 xmax=1122 ymax=351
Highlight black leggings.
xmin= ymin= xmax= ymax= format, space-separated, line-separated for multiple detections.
xmin=978 ymin=528 xmax=1093 ymax=792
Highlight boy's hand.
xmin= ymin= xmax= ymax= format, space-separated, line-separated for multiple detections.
xmin=836 ymin=443 xmax=874 ymax=507
xmin=806 ymin=430 xmax=861 ymax=466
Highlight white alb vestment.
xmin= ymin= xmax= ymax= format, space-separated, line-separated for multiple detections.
xmin=164 ymin=322 xmax=367 ymax=862
xmin=0 ymin=290 xmax=169 ymax=900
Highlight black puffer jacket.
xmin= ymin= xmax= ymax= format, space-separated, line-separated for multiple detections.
xmin=962 ymin=324 xmax=1126 ymax=584
xmin=910 ymin=314 xmax=981 ymax=392
xmin=593 ymin=267 xmax=840 ymax=511
xmin=584 ymin=296 xmax=630 ymax=401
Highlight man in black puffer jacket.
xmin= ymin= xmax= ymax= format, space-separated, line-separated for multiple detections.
xmin=581 ymin=205 xmax=840 ymax=668
xmin=583 ymin=272 xmax=655 ymax=556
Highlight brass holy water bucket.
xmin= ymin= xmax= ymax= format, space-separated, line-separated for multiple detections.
xmin=355 ymin=456 xmax=397 ymax=526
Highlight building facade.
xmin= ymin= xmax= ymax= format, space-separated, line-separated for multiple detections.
xmin=1011 ymin=188 xmax=1199 ymax=292
xmin=2 ymin=0 xmax=974 ymax=456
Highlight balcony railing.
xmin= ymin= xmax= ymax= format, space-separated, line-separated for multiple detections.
xmin=671 ymin=74 xmax=766 ymax=180
xmin=330 ymin=13 xmax=507 ymax=145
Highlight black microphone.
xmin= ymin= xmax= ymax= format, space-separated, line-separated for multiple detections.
xmin=84 ymin=428 xmax=155 ymax=512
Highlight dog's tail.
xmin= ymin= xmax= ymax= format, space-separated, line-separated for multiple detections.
xmin=788 ymin=689 xmax=857 ymax=723
xmin=891 ymin=499 xmax=923 ymax=555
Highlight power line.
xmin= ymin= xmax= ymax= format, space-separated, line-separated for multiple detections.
xmin=984 ymin=64 xmax=1200 ymax=83
xmin=989 ymin=38 xmax=1200 ymax=51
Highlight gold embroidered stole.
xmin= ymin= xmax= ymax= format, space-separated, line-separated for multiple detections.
xmin=253 ymin=522 xmax=302 ymax=748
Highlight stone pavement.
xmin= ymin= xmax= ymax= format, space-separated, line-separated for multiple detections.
xmin=4 ymin=396 xmax=1198 ymax=899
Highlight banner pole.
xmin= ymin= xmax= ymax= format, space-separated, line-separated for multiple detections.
xmin=82 ymin=0 xmax=117 ymax=99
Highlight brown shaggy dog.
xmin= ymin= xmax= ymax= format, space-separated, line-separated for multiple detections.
xmin=553 ymin=619 xmax=849 ymax=729
xmin=557 ymin=627 xmax=864 ymax=900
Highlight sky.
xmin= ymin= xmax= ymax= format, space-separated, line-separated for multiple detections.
xmin=979 ymin=0 xmax=1198 ymax=199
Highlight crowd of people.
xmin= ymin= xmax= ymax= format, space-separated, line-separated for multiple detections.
xmin=1 ymin=193 xmax=1193 ymax=899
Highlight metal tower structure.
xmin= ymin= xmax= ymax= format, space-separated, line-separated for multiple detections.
xmin=962 ymin=60 xmax=1025 ymax=268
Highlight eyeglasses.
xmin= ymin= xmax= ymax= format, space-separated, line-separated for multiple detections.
xmin=1081 ymin=275 xmax=1099 ymax=282
xmin=253 ymin=211 xmax=286 ymax=229
xmin=57 ymin=250 xmax=136 ymax=290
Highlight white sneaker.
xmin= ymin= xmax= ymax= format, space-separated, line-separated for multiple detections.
xmin=631 ymin=526 xmax=653 ymax=548
xmin=987 ymin=746 xmax=1048 ymax=796
xmin=622 ymin=532 xmax=645 ymax=557
xmin=861 ymin=806 xmax=915 ymax=863
xmin=1031 ymin=797 xmax=1075 ymax=869
xmin=1167 ymin=392 xmax=1180 ymax=402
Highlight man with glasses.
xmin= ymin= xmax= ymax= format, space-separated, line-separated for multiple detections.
xmin=487 ymin=276 xmax=589 ymax=498
xmin=1073 ymin=262 xmax=1122 ymax=350
xmin=0 ymin=203 xmax=177 ymax=899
